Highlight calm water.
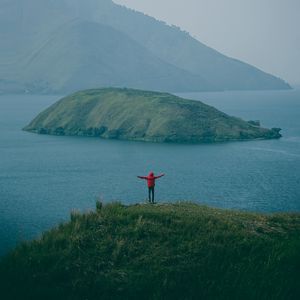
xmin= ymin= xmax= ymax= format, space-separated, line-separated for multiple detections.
xmin=0 ymin=89 xmax=300 ymax=255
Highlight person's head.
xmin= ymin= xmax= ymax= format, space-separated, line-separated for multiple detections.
xmin=149 ymin=171 xmax=154 ymax=177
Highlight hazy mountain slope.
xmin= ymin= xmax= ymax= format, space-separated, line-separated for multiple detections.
xmin=0 ymin=0 xmax=74 ymax=90
xmin=95 ymin=2 xmax=290 ymax=90
xmin=0 ymin=0 xmax=291 ymax=93
xmin=10 ymin=20 xmax=211 ymax=93
xmin=0 ymin=0 xmax=211 ymax=93
xmin=24 ymin=88 xmax=282 ymax=143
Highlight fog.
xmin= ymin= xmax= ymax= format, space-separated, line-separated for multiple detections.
xmin=114 ymin=0 xmax=300 ymax=85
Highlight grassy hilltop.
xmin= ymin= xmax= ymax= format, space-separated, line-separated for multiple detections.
xmin=1 ymin=202 xmax=299 ymax=300
xmin=24 ymin=88 xmax=281 ymax=143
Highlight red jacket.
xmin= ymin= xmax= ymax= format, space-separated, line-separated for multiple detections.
xmin=138 ymin=172 xmax=164 ymax=187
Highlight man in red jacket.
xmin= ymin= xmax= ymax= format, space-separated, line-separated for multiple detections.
xmin=137 ymin=172 xmax=165 ymax=203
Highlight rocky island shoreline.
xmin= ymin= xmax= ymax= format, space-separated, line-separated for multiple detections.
xmin=24 ymin=88 xmax=281 ymax=143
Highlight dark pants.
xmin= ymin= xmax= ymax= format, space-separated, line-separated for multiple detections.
xmin=148 ymin=186 xmax=155 ymax=203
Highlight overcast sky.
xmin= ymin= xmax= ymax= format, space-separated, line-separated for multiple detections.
xmin=113 ymin=0 xmax=300 ymax=85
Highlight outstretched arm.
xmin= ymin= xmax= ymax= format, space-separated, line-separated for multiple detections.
xmin=137 ymin=176 xmax=147 ymax=180
xmin=154 ymin=174 xmax=165 ymax=179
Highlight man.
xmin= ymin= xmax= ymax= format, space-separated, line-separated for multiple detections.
xmin=137 ymin=172 xmax=165 ymax=203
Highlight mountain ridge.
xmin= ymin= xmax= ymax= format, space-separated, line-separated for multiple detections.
xmin=0 ymin=0 xmax=291 ymax=94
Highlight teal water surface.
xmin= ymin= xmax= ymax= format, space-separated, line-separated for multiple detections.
xmin=0 ymin=89 xmax=300 ymax=255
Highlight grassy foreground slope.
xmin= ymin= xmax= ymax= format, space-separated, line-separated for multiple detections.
xmin=1 ymin=202 xmax=299 ymax=300
xmin=24 ymin=88 xmax=281 ymax=143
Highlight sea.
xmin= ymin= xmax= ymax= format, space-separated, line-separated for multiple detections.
xmin=0 ymin=88 xmax=299 ymax=255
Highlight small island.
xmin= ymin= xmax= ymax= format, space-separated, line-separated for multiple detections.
xmin=24 ymin=88 xmax=281 ymax=143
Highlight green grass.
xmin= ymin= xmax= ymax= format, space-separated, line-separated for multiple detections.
xmin=1 ymin=202 xmax=300 ymax=300
xmin=24 ymin=88 xmax=281 ymax=143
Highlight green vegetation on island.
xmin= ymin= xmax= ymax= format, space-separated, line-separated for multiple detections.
xmin=1 ymin=202 xmax=299 ymax=300
xmin=24 ymin=88 xmax=281 ymax=143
